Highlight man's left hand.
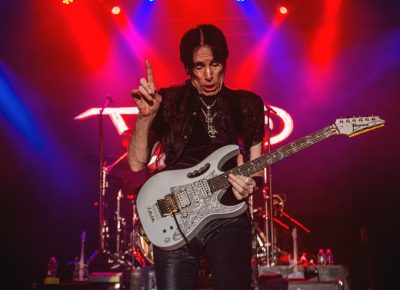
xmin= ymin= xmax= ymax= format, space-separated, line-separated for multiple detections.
xmin=228 ymin=174 xmax=256 ymax=200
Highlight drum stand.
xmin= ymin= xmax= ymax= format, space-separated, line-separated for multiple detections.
xmin=103 ymin=185 xmax=133 ymax=269
xmin=100 ymin=155 xmax=149 ymax=270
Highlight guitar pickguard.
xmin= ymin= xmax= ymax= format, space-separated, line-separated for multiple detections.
xmin=169 ymin=170 xmax=243 ymax=242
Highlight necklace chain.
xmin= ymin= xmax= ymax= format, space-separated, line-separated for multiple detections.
xmin=199 ymin=97 xmax=218 ymax=138
xmin=199 ymin=96 xmax=216 ymax=109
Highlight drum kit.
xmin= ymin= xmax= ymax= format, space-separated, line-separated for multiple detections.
xmin=251 ymin=193 xmax=311 ymax=266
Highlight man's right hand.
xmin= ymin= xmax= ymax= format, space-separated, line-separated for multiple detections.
xmin=131 ymin=60 xmax=162 ymax=118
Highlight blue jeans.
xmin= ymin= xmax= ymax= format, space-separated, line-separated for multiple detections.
xmin=153 ymin=213 xmax=252 ymax=290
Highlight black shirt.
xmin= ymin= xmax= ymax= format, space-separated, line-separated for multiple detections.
xmin=152 ymin=81 xmax=265 ymax=167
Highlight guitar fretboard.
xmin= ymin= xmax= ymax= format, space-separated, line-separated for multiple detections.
xmin=208 ymin=124 xmax=338 ymax=192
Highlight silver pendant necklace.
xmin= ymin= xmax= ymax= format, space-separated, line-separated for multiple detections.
xmin=199 ymin=96 xmax=218 ymax=138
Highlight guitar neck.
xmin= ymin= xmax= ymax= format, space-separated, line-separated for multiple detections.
xmin=79 ymin=232 xmax=86 ymax=266
xmin=80 ymin=242 xmax=85 ymax=264
xmin=208 ymin=124 xmax=338 ymax=191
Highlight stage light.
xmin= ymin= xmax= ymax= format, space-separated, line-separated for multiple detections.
xmin=99 ymin=0 xmax=123 ymax=15
xmin=111 ymin=5 xmax=121 ymax=15
xmin=279 ymin=6 xmax=288 ymax=15
xmin=236 ymin=0 xmax=246 ymax=2
xmin=148 ymin=0 xmax=155 ymax=2
xmin=62 ymin=0 xmax=74 ymax=4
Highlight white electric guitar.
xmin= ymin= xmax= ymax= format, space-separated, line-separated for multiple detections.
xmin=136 ymin=116 xmax=384 ymax=250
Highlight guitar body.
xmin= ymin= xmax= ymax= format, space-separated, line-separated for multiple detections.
xmin=136 ymin=144 xmax=248 ymax=251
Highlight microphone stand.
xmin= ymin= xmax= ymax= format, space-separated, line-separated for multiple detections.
xmin=98 ymin=96 xmax=111 ymax=253
xmin=264 ymin=105 xmax=276 ymax=267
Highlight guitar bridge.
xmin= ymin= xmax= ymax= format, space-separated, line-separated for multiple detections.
xmin=157 ymin=193 xmax=181 ymax=217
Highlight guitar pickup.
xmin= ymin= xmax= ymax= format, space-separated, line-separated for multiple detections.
xmin=157 ymin=193 xmax=181 ymax=217
xmin=176 ymin=190 xmax=191 ymax=208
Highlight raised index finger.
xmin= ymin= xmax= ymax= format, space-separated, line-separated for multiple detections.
xmin=146 ymin=60 xmax=155 ymax=89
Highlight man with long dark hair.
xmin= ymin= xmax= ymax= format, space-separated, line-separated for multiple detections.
xmin=129 ymin=24 xmax=264 ymax=290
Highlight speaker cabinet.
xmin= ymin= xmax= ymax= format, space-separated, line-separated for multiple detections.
xmin=288 ymin=280 xmax=344 ymax=290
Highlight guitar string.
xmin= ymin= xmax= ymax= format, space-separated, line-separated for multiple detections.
xmin=212 ymin=133 xmax=328 ymax=186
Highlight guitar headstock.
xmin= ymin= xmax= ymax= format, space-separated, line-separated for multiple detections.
xmin=334 ymin=116 xmax=384 ymax=137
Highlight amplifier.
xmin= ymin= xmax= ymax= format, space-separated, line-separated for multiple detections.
xmin=288 ymin=280 xmax=344 ymax=290
xmin=258 ymin=265 xmax=350 ymax=290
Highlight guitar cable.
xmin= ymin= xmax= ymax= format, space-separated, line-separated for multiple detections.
xmin=172 ymin=213 xmax=192 ymax=250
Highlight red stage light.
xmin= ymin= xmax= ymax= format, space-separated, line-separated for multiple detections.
xmin=111 ymin=5 xmax=121 ymax=15
xmin=279 ymin=6 xmax=288 ymax=15
xmin=62 ymin=0 xmax=74 ymax=4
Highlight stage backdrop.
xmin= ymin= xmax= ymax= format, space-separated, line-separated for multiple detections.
xmin=1 ymin=0 xmax=399 ymax=289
